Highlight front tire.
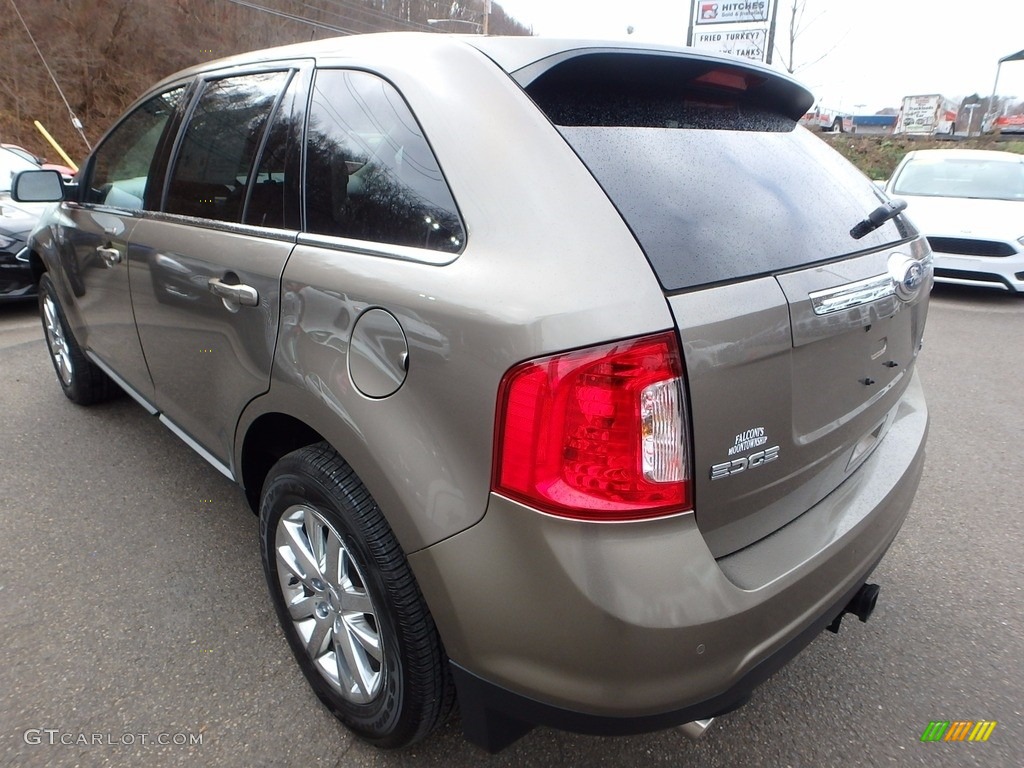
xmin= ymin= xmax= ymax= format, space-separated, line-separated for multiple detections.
xmin=259 ymin=443 xmax=453 ymax=748
xmin=38 ymin=273 xmax=117 ymax=404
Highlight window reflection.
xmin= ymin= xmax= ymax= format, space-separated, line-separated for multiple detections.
xmin=87 ymin=87 xmax=185 ymax=209
xmin=165 ymin=71 xmax=290 ymax=222
xmin=305 ymin=70 xmax=464 ymax=253
xmin=245 ymin=78 xmax=301 ymax=229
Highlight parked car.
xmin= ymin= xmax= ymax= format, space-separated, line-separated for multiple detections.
xmin=885 ymin=148 xmax=1024 ymax=293
xmin=13 ymin=33 xmax=931 ymax=752
xmin=1 ymin=147 xmax=49 ymax=301
xmin=1 ymin=143 xmax=76 ymax=180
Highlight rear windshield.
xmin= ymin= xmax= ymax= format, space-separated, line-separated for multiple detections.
xmin=524 ymin=55 xmax=908 ymax=291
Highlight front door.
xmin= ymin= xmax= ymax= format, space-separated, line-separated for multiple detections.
xmin=59 ymin=86 xmax=187 ymax=400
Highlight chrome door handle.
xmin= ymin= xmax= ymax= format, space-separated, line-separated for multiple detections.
xmin=207 ymin=277 xmax=259 ymax=307
xmin=97 ymin=246 xmax=122 ymax=267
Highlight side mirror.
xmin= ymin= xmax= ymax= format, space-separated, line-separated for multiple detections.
xmin=12 ymin=169 xmax=66 ymax=203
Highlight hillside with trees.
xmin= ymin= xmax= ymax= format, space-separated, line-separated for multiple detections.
xmin=0 ymin=0 xmax=530 ymax=165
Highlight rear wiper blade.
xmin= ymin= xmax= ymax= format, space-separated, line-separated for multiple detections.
xmin=850 ymin=199 xmax=907 ymax=240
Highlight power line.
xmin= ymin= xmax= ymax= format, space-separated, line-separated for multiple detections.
xmin=225 ymin=0 xmax=466 ymax=39
xmin=8 ymin=0 xmax=91 ymax=150
xmin=310 ymin=0 xmax=438 ymax=33
xmin=223 ymin=0 xmax=354 ymax=34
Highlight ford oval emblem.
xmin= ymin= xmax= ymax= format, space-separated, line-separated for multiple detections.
xmin=888 ymin=254 xmax=925 ymax=302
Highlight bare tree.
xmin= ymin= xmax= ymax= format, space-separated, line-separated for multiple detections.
xmin=773 ymin=0 xmax=840 ymax=75
xmin=0 ymin=0 xmax=530 ymax=163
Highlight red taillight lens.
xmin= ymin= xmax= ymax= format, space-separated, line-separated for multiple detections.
xmin=493 ymin=332 xmax=692 ymax=521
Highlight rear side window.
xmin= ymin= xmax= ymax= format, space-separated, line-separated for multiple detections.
xmin=524 ymin=53 xmax=908 ymax=291
xmin=244 ymin=74 xmax=304 ymax=229
xmin=165 ymin=71 xmax=290 ymax=222
xmin=304 ymin=69 xmax=464 ymax=253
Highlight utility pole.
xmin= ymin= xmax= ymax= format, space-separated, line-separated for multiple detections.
xmin=963 ymin=103 xmax=979 ymax=137
xmin=765 ymin=0 xmax=781 ymax=65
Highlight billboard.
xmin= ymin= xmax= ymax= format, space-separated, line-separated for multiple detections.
xmin=688 ymin=0 xmax=778 ymax=64
xmin=692 ymin=27 xmax=767 ymax=61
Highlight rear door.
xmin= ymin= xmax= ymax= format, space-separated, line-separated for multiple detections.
xmin=636 ymin=130 xmax=931 ymax=557
xmin=567 ymin=122 xmax=930 ymax=557
xmin=669 ymin=249 xmax=929 ymax=557
xmin=127 ymin=65 xmax=308 ymax=472
xmin=518 ymin=51 xmax=931 ymax=556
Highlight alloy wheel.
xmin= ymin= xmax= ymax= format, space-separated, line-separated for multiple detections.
xmin=42 ymin=293 xmax=73 ymax=386
xmin=275 ymin=504 xmax=384 ymax=704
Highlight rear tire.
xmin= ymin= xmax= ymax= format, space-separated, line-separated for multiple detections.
xmin=259 ymin=443 xmax=454 ymax=748
xmin=38 ymin=273 xmax=117 ymax=405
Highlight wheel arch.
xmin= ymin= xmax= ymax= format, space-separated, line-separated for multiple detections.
xmin=234 ymin=369 xmax=493 ymax=554
xmin=238 ymin=410 xmax=326 ymax=513
xmin=29 ymin=248 xmax=47 ymax=284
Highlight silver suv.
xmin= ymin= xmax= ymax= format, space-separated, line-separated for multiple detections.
xmin=14 ymin=34 xmax=930 ymax=752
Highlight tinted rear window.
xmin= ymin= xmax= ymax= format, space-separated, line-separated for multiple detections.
xmin=524 ymin=54 xmax=907 ymax=291
xmin=559 ymin=127 xmax=906 ymax=290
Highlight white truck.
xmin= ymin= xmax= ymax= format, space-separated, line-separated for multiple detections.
xmin=799 ymin=105 xmax=852 ymax=132
xmin=894 ymin=94 xmax=958 ymax=136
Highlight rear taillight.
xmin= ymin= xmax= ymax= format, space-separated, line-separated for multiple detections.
xmin=493 ymin=332 xmax=692 ymax=521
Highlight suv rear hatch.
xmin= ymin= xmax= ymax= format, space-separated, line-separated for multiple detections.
xmin=509 ymin=48 xmax=930 ymax=557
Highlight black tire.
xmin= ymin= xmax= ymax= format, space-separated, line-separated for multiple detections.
xmin=259 ymin=443 xmax=454 ymax=748
xmin=38 ymin=273 xmax=117 ymax=405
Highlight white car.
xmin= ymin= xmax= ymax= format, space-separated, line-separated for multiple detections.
xmin=885 ymin=148 xmax=1024 ymax=293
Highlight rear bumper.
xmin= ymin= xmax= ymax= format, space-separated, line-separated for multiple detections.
xmin=450 ymin=560 xmax=890 ymax=751
xmin=409 ymin=371 xmax=928 ymax=751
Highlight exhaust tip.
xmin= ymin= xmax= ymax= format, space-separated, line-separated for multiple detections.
xmin=827 ymin=582 xmax=882 ymax=633
xmin=678 ymin=718 xmax=714 ymax=742
xmin=849 ymin=583 xmax=880 ymax=623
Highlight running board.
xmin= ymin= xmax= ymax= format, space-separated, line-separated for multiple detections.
xmin=85 ymin=351 xmax=158 ymax=414
xmin=85 ymin=350 xmax=235 ymax=481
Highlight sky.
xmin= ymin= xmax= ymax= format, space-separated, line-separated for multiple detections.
xmin=494 ymin=0 xmax=1024 ymax=114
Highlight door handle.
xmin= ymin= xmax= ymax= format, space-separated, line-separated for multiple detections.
xmin=207 ymin=277 xmax=259 ymax=307
xmin=97 ymin=246 xmax=122 ymax=267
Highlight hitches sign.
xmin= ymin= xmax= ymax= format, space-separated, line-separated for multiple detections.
xmin=688 ymin=0 xmax=779 ymax=64
xmin=696 ymin=2 xmax=769 ymax=25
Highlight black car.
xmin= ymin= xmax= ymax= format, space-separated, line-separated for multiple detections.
xmin=1 ymin=147 xmax=46 ymax=301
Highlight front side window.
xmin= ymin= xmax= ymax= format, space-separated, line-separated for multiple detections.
xmin=86 ymin=87 xmax=185 ymax=208
xmin=165 ymin=71 xmax=290 ymax=222
xmin=305 ymin=69 xmax=464 ymax=253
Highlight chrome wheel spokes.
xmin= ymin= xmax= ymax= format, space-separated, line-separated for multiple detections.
xmin=42 ymin=294 xmax=73 ymax=386
xmin=276 ymin=505 xmax=384 ymax=703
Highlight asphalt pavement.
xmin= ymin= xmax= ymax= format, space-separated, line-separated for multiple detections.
xmin=1 ymin=284 xmax=1021 ymax=768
